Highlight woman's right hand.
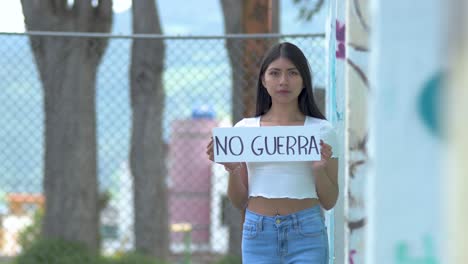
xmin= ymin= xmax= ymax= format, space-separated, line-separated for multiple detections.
xmin=206 ymin=137 xmax=240 ymax=172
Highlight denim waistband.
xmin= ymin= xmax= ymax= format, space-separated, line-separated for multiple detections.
xmin=245 ymin=204 xmax=323 ymax=227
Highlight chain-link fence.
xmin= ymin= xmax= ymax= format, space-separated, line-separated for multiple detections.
xmin=0 ymin=32 xmax=326 ymax=263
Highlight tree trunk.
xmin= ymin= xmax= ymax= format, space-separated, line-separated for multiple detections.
xmin=220 ymin=0 xmax=278 ymax=257
xmin=20 ymin=0 xmax=112 ymax=251
xmin=221 ymin=0 xmax=245 ymax=125
xmin=220 ymin=0 xmax=244 ymax=257
xmin=241 ymin=0 xmax=279 ymax=118
xmin=130 ymin=0 xmax=168 ymax=259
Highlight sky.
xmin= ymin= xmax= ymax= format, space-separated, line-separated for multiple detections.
xmin=0 ymin=0 xmax=327 ymax=34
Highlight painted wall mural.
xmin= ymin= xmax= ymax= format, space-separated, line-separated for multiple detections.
xmin=345 ymin=0 xmax=370 ymax=263
xmin=328 ymin=0 xmax=465 ymax=263
xmin=367 ymin=0 xmax=446 ymax=263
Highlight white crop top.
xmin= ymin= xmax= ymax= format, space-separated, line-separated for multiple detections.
xmin=234 ymin=116 xmax=338 ymax=199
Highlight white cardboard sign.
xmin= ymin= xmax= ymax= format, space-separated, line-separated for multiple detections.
xmin=213 ymin=125 xmax=323 ymax=162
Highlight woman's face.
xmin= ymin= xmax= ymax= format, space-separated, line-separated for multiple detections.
xmin=262 ymin=57 xmax=304 ymax=105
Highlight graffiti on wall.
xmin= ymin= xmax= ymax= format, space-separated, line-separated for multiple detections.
xmin=336 ymin=19 xmax=346 ymax=59
xmin=417 ymin=72 xmax=444 ymax=138
xmin=345 ymin=0 xmax=370 ymax=263
xmin=349 ymin=249 xmax=357 ymax=264
xmin=395 ymin=235 xmax=439 ymax=264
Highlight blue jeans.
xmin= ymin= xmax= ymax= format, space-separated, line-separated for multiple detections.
xmin=242 ymin=205 xmax=328 ymax=264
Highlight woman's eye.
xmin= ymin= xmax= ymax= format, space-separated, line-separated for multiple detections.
xmin=289 ymin=71 xmax=299 ymax=76
xmin=269 ymin=71 xmax=279 ymax=76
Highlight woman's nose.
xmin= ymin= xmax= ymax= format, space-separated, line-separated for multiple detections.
xmin=279 ymin=73 xmax=289 ymax=84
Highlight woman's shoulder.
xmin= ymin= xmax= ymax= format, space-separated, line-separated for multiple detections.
xmin=306 ymin=116 xmax=339 ymax=156
xmin=305 ymin=116 xmax=336 ymax=135
xmin=234 ymin=116 xmax=260 ymax=127
xmin=305 ymin=116 xmax=332 ymax=127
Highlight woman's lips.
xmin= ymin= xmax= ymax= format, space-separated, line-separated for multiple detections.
xmin=277 ymin=90 xmax=291 ymax=95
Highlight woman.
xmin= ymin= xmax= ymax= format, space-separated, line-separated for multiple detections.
xmin=207 ymin=42 xmax=338 ymax=263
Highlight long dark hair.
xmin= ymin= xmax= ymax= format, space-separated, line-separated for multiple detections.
xmin=255 ymin=42 xmax=326 ymax=120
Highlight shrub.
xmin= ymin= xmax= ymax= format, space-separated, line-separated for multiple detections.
xmin=215 ymin=255 xmax=242 ymax=264
xmin=15 ymin=239 xmax=101 ymax=264
xmin=104 ymin=252 xmax=168 ymax=264
xmin=17 ymin=209 xmax=43 ymax=251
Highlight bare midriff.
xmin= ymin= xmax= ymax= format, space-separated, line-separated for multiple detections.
xmin=247 ymin=197 xmax=320 ymax=216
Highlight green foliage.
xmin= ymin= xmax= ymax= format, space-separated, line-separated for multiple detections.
xmin=103 ymin=252 xmax=168 ymax=264
xmin=17 ymin=190 xmax=111 ymax=251
xmin=17 ymin=209 xmax=43 ymax=251
xmin=15 ymin=239 xmax=169 ymax=264
xmin=15 ymin=198 xmax=167 ymax=264
xmin=215 ymin=255 xmax=242 ymax=264
xmin=15 ymin=239 xmax=101 ymax=264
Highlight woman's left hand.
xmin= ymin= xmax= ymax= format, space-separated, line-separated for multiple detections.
xmin=311 ymin=140 xmax=333 ymax=171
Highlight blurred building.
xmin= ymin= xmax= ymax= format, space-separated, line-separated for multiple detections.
xmin=0 ymin=193 xmax=43 ymax=256
xmin=168 ymin=106 xmax=218 ymax=252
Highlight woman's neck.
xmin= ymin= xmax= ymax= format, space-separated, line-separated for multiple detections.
xmin=263 ymin=105 xmax=304 ymax=122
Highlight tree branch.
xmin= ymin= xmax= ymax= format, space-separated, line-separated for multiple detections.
xmin=220 ymin=0 xmax=243 ymax=34
xmin=73 ymin=0 xmax=93 ymax=29
xmin=21 ymin=0 xmax=53 ymax=30
xmin=96 ymin=0 xmax=113 ymax=21
xmin=93 ymin=0 xmax=113 ymax=33
xmin=73 ymin=0 xmax=92 ymax=15
xmin=51 ymin=0 xmax=68 ymax=14
xmin=20 ymin=0 xmax=51 ymax=64
xmin=132 ymin=0 xmax=160 ymax=33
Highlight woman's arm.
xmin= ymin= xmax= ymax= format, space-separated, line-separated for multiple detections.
xmin=226 ymin=162 xmax=249 ymax=210
xmin=313 ymin=139 xmax=339 ymax=210
xmin=314 ymin=158 xmax=339 ymax=210
xmin=206 ymin=138 xmax=249 ymax=210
